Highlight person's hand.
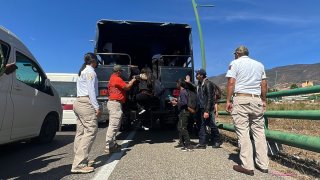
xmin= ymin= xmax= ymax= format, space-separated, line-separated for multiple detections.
xmin=185 ymin=75 xmax=191 ymax=83
xmin=262 ymin=100 xmax=267 ymax=112
xmin=203 ymin=112 xmax=209 ymax=119
xmin=96 ymin=109 xmax=101 ymax=118
xmin=130 ymin=78 xmax=136 ymax=84
xmin=226 ymin=102 xmax=233 ymax=113
xmin=214 ymin=111 xmax=219 ymax=118
xmin=171 ymin=99 xmax=177 ymax=106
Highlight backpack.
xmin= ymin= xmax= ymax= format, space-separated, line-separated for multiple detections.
xmin=187 ymin=89 xmax=197 ymax=114
xmin=153 ymin=79 xmax=165 ymax=97
xmin=212 ymin=83 xmax=222 ymax=103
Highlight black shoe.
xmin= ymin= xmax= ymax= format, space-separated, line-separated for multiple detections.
xmin=174 ymin=142 xmax=184 ymax=148
xmin=212 ymin=142 xmax=222 ymax=148
xmin=195 ymin=144 xmax=206 ymax=149
xmin=181 ymin=145 xmax=194 ymax=152
xmin=255 ymin=166 xmax=268 ymax=173
xmin=233 ymin=165 xmax=254 ymax=176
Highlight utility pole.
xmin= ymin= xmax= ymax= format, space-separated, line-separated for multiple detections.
xmin=191 ymin=0 xmax=213 ymax=70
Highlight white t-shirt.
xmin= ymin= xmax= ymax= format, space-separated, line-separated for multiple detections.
xmin=225 ymin=56 xmax=267 ymax=95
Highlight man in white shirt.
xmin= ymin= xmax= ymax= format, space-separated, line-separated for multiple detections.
xmin=225 ymin=46 xmax=269 ymax=176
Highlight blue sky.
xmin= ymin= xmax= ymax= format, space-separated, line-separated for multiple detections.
xmin=2 ymin=0 xmax=320 ymax=77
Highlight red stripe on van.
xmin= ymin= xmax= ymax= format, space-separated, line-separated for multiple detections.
xmin=62 ymin=104 xmax=73 ymax=110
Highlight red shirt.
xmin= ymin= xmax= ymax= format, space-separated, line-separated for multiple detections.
xmin=108 ymin=73 xmax=127 ymax=103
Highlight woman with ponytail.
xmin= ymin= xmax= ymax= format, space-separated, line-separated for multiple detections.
xmin=71 ymin=52 xmax=101 ymax=174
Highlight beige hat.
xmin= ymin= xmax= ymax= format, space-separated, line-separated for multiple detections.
xmin=235 ymin=45 xmax=249 ymax=55
xmin=113 ymin=65 xmax=124 ymax=72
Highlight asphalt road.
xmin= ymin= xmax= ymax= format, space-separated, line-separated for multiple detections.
xmin=0 ymin=124 xmax=285 ymax=180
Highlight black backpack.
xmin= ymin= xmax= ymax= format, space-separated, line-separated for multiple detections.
xmin=187 ymin=89 xmax=197 ymax=114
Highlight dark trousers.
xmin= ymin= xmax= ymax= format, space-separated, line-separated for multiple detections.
xmin=198 ymin=108 xmax=220 ymax=145
xmin=136 ymin=92 xmax=154 ymax=110
xmin=177 ymin=110 xmax=191 ymax=145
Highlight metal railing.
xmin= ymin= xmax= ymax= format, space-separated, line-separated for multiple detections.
xmin=217 ymin=85 xmax=320 ymax=153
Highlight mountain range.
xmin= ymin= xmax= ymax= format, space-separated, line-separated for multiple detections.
xmin=208 ymin=63 xmax=320 ymax=89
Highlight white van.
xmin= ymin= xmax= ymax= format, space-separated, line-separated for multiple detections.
xmin=0 ymin=26 xmax=62 ymax=145
xmin=47 ymin=73 xmax=108 ymax=125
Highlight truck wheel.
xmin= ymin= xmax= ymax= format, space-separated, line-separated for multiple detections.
xmin=34 ymin=115 xmax=58 ymax=143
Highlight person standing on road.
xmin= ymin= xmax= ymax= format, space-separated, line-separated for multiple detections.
xmin=171 ymin=79 xmax=195 ymax=151
xmin=226 ymin=46 xmax=269 ymax=176
xmin=194 ymin=69 xmax=222 ymax=149
xmin=71 ymin=53 xmax=101 ymax=174
xmin=105 ymin=65 xmax=136 ymax=154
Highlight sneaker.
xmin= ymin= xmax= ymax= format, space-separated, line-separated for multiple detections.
xmin=181 ymin=145 xmax=194 ymax=152
xmin=174 ymin=142 xmax=185 ymax=148
xmin=71 ymin=166 xmax=94 ymax=174
xmin=105 ymin=143 xmax=122 ymax=154
xmin=138 ymin=109 xmax=146 ymax=115
xmin=195 ymin=144 xmax=207 ymax=149
xmin=212 ymin=142 xmax=222 ymax=148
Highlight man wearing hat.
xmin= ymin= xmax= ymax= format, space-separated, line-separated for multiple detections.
xmin=226 ymin=45 xmax=268 ymax=176
xmin=105 ymin=65 xmax=136 ymax=154
xmin=194 ymin=68 xmax=222 ymax=149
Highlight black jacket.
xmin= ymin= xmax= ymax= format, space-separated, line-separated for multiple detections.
xmin=198 ymin=79 xmax=215 ymax=113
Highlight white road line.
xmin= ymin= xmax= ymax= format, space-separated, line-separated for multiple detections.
xmin=93 ymin=131 xmax=136 ymax=180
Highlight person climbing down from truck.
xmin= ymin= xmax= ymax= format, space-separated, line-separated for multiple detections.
xmin=171 ymin=79 xmax=196 ymax=151
xmin=135 ymin=67 xmax=157 ymax=115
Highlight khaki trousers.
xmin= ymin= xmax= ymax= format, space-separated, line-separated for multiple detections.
xmin=72 ymin=97 xmax=98 ymax=170
xmin=231 ymin=96 xmax=269 ymax=170
xmin=105 ymin=100 xmax=123 ymax=149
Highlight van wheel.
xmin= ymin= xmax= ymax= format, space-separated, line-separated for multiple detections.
xmin=34 ymin=115 xmax=58 ymax=143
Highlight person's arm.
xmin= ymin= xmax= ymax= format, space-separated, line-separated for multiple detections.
xmin=214 ymin=103 xmax=218 ymax=118
xmin=226 ymin=77 xmax=236 ymax=113
xmin=261 ymin=79 xmax=267 ymax=112
xmin=86 ymin=73 xmax=100 ymax=116
xmin=123 ymin=78 xmax=136 ymax=91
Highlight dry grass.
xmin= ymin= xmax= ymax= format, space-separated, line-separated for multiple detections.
xmin=216 ymin=102 xmax=320 ymax=179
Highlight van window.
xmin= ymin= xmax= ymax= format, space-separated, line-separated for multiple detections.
xmin=51 ymin=81 xmax=77 ymax=97
xmin=15 ymin=52 xmax=45 ymax=91
xmin=0 ymin=41 xmax=11 ymax=76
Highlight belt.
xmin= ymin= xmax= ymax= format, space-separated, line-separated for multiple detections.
xmin=109 ymin=99 xmax=122 ymax=103
xmin=234 ymin=93 xmax=260 ymax=98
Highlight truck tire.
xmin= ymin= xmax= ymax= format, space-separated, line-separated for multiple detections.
xmin=34 ymin=115 xmax=58 ymax=143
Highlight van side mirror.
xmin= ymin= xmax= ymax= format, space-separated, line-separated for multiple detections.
xmin=0 ymin=63 xmax=17 ymax=77
xmin=44 ymin=78 xmax=53 ymax=93
xmin=4 ymin=63 xmax=18 ymax=75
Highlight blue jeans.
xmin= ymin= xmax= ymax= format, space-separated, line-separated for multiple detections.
xmin=198 ymin=109 xmax=221 ymax=145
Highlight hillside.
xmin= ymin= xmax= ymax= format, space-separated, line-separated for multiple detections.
xmin=208 ymin=63 xmax=320 ymax=89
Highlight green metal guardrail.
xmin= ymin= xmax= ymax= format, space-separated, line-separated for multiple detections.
xmin=217 ymin=85 xmax=320 ymax=153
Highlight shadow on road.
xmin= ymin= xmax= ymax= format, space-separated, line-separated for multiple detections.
xmin=0 ymin=134 xmax=74 ymax=179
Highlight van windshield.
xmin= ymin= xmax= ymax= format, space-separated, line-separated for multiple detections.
xmin=51 ymin=81 xmax=77 ymax=97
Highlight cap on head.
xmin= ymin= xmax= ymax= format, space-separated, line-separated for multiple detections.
xmin=195 ymin=68 xmax=207 ymax=76
xmin=235 ymin=45 xmax=249 ymax=56
xmin=113 ymin=65 xmax=124 ymax=72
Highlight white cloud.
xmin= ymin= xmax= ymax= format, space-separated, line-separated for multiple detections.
xmin=201 ymin=12 xmax=318 ymax=25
